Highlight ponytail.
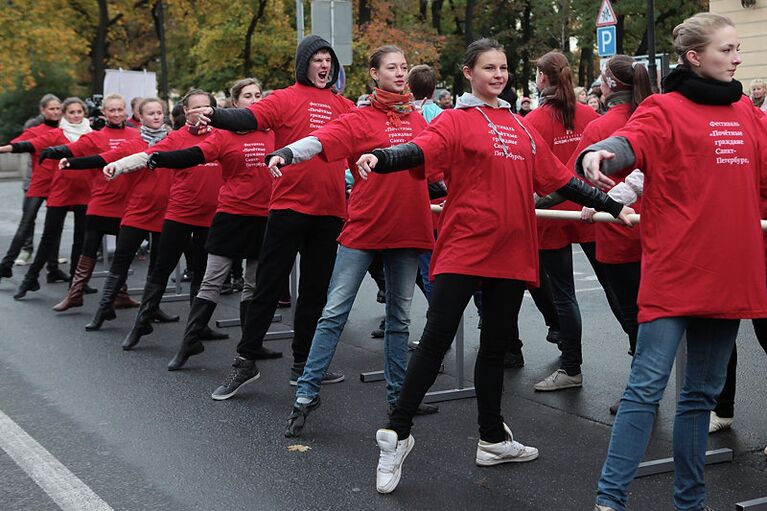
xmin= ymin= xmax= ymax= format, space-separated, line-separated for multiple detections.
xmin=537 ymin=51 xmax=576 ymax=131
xmin=603 ymin=55 xmax=653 ymax=112
xmin=630 ymin=64 xmax=652 ymax=111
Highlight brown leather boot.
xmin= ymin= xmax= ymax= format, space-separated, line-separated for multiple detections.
xmin=113 ymin=282 xmax=139 ymax=309
xmin=53 ymin=256 xmax=96 ymax=312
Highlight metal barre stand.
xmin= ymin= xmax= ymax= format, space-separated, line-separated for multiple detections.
xmin=212 ymin=262 xmax=298 ymax=341
xmin=127 ymin=264 xmax=189 ymax=302
xmin=359 ymin=316 xmax=476 ymax=403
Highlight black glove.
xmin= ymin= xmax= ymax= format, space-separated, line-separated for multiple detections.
xmin=38 ymin=145 xmax=72 ymax=164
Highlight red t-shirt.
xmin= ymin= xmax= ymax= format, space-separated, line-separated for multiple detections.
xmin=67 ymin=126 xmax=141 ymax=218
xmin=248 ymin=83 xmax=354 ymax=219
xmin=26 ymin=129 xmax=91 ymax=207
xmin=197 ymin=129 xmax=275 ymax=217
xmin=411 ymin=106 xmax=573 ymax=282
xmin=98 ymin=138 xmax=171 ymax=232
xmin=615 ymin=93 xmax=767 ymax=322
xmin=13 ymin=123 xmax=60 ymax=198
xmin=312 ymin=107 xmax=434 ymax=250
xmin=525 ymin=102 xmax=600 ymax=249
xmin=148 ymin=127 xmax=223 ymax=227
xmin=568 ymin=103 xmax=642 ymax=264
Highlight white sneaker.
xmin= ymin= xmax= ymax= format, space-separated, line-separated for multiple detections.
xmin=375 ymin=428 xmax=414 ymax=494
xmin=534 ymin=369 xmax=583 ymax=391
xmin=708 ymin=412 xmax=733 ymax=433
xmin=594 ymin=505 xmax=617 ymax=511
xmin=763 ymin=446 xmax=766 ymax=457
xmin=476 ymin=423 xmax=539 ymax=466
xmin=14 ymin=250 xmax=32 ymax=266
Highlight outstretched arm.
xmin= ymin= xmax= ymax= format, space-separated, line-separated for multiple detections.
xmin=147 ymin=146 xmax=206 ymax=170
xmin=185 ymin=106 xmax=259 ymax=132
xmin=355 ymin=143 xmax=424 ymax=180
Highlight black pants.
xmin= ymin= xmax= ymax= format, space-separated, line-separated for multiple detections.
xmin=81 ymin=215 xmax=122 ymax=260
xmin=25 ymin=205 xmax=86 ymax=281
xmin=1 ymin=196 xmax=58 ymax=270
xmin=540 ymin=242 xmax=627 ymax=375
xmin=602 ymin=261 xmax=641 ymax=355
xmin=388 ymin=274 xmax=526 ymax=443
xmin=147 ymin=220 xmax=208 ymax=299
xmin=714 ymin=318 xmax=767 ymax=418
xmin=237 ymin=209 xmax=343 ymax=370
xmin=505 ymin=262 xmax=560 ymax=353
xmin=110 ymin=225 xmax=161 ymax=280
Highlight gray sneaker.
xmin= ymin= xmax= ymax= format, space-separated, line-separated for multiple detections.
xmin=211 ymin=357 xmax=260 ymax=400
xmin=534 ymin=369 xmax=582 ymax=391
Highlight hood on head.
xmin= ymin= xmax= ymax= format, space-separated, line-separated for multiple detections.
xmin=295 ymin=35 xmax=340 ymax=89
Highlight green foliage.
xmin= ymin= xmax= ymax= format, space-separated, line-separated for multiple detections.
xmin=0 ymin=65 xmax=79 ymax=142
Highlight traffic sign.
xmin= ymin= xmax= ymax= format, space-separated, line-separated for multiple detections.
xmin=334 ymin=65 xmax=346 ymax=93
xmin=597 ymin=25 xmax=617 ymax=57
xmin=596 ymin=0 xmax=617 ymax=27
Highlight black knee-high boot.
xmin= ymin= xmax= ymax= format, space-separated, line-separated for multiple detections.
xmin=85 ymin=272 xmax=125 ymax=331
xmin=167 ymin=297 xmax=217 ymax=371
xmin=122 ymin=282 xmax=165 ymax=350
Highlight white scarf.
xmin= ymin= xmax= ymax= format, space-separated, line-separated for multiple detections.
xmin=59 ymin=118 xmax=92 ymax=142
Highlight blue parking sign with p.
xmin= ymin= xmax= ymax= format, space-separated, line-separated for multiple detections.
xmin=597 ymin=25 xmax=616 ymax=57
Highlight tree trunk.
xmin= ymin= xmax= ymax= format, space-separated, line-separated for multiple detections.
xmin=521 ymin=0 xmax=532 ymax=97
xmin=578 ymin=46 xmax=594 ymax=87
xmin=560 ymin=0 xmax=570 ymax=53
xmin=616 ymin=15 xmax=624 ymax=54
xmin=464 ymin=0 xmax=475 ymax=44
xmin=90 ymin=0 xmax=109 ymax=96
xmin=431 ymin=0 xmax=443 ymax=34
xmin=358 ymin=0 xmax=371 ymax=26
xmin=418 ymin=0 xmax=427 ymax=21
xmin=243 ymin=0 xmax=268 ymax=76
xmin=152 ymin=1 xmax=169 ymax=103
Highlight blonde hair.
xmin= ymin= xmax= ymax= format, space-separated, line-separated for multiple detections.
xmin=750 ymin=78 xmax=765 ymax=92
xmin=102 ymin=93 xmax=126 ymax=107
xmin=672 ymin=13 xmax=734 ymax=65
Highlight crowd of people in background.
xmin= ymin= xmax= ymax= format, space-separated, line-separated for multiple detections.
xmin=0 ymin=11 xmax=766 ymax=511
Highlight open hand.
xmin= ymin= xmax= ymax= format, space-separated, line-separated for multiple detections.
xmin=267 ymin=155 xmax=285 ymax=178
xmin=582 ymin=150 xmax=617 ymax=191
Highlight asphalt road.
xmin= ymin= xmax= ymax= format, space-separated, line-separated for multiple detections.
xmin=0 ymin=180 xmax=765 ymax=511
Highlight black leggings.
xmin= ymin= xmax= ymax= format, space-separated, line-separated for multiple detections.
xmin=110 ymin=225 xmax=161 ymax=279
xmin=1 ymin=196 xmax=58 ymax=270
xmin=147 ymin=219 xmax=208 ymax=299
xmin=388 ymin=274 xmax=526 ymax=443
xmin=602 ymin=261 xmax=641 ymax=355
xmin=714 ymin=318 xmax=767 ymax=418
xmin=25 ymin=205 xmax=86 ymax=280
xmin=81 ymin=216 xmax=121 ymax=260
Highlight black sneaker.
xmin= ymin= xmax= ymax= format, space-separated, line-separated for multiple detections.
xmin=546 ymin=328 xmax=560 ymax=345
xmin=211 ymin=357 xmax=260 ymax=400
xmin=388 ymin=403 xmax=439 ymax=417
xmin=289 ymin=370 xmax=345 ymax=386
xmin=370 ymin=318 xmax=385 ymax=339
xmin=285 ymin=397 xmax=321 ymax=437
xmin=503 ymin=350 xmax=525 ymax=368
xmin=609 ymin=398 xmax=621 ymax=415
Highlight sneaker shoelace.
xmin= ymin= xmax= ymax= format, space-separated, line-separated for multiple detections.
xmin=222 ymin=366 xmax=244 ymax=388
xmin=378 ymin=444 xmax=398 ymax=474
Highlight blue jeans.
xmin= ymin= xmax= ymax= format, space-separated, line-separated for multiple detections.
xmin=417 ymin=251 xmax=433 ymax=303
xmin=596 ymin=317 xmax=739 ymax=511
xmin=296 ymin=245 xmax=419 ymax=405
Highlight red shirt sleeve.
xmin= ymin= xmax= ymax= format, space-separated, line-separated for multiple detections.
xmin=26 ymin=130 xmax=61 ymax=152
xmin=197 ymin=130 xmax=224 ymax=163
xmin=410 ymin=110 xmax=455 ymax=181
xmin=248 ymin=92 xmax=285 ymax=131
xmin=98 ymin=139 xmax=145 ymax=164
xmin=314 ymin=111 xmax=372 ymax=163
xmin=528 ymin=122 xmax=574 ymax=196
xmin=612 ymin=97 xmax=670 ymax=174
xmin=67 ymin=131 xmax=101 ymax=157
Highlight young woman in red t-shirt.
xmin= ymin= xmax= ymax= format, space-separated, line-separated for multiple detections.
xmin=120 ymin=79 xmax=279 ymax=363
xmin=572 ymin=55 xmax=653 ymax=414
xmin=13 ymin=93 xmax=141 ymax=301
xmin=525 ymin=50 xmax=630 ymax=393
xmin=578 ymin=14 xmax=767 ymax=511
xmin=51 ymin=98 xmax=173 ymax=317
xmin=81 ymin=90 xmax=224 ymax=337
xmin=0 ymin=94 xmax=69 ymax=284
xmin=1 ymin=97 xmax=93 ymax=290
xmin=355 ymin=38 xmax=632 ymax=494
xmin=262 ymin=46 xmax=437 ymax=437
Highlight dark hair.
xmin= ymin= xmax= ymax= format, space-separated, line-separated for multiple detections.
xmin=230 ymin=78 xmax=262 ymax=104
xmin=604 ymin=55 xmax=653 ymax=112
xmin=171 ymin=103 xmax=186 ymax=130
xmin=407 ymin=64 xmax=437 ymax=101
xmin=368 ymin=45 xmax=404 ymax=70
xmin=536 ymin=51 xmax=576 ymax=130
xmin=137 ymin=97 xmax=166 ymax=115
xmin=463 ymin=38 xmax=505 ymax=69
xmin=181 ymin=88 xmax=216 ymax=109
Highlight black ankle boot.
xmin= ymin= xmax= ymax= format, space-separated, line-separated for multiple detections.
xmin=122 ymin=282 xmax=165 ymax=350
xmin=13 ymin=276 xmax=40 ymax=300
xmin=46 ymin=267 xmax=71 ymax=283
xmin=85 ymin=272 xmax=123 ymax=331
xmin=199 ymin=325 xmax=229 ymax=341
xmin=167 ymin=297 xmax=218 ymax=371
xmin=152 ymin=307 xmax=180 ymax=323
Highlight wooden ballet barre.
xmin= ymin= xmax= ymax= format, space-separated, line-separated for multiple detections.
xmin=535 ymin=209 xmax=767 ymax=231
